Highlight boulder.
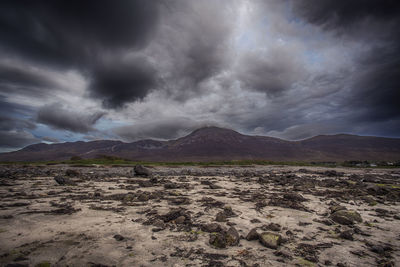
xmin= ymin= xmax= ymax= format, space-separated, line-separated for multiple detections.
xmin=259 ymin=232 xmax=282 ymax=249
xmin=209 ymin=232 xmax=227 ymax=249
xmin=65 ymin=169 xmax=80 ymax=177
xmin=209 ymin=227 xmax=240 ymax=248
xmin=215 ymin=212 xmax=227 ymax=222
xmin=134 ymin=165 xmax=152 ymax=177
xmin=202 ymin=223 xmax=224 ymax=233
xmin=226 ymin=227 xmax=240 ymax=246
xmin=331 ymin=210 xmax=362 ymax=225
xmin=54 ymin=175 xmax=75 ymax=186
xmin=246 ymin=228 xmax=259 ymax=241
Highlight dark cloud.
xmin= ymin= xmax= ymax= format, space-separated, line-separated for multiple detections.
xmin=291 ymin=0 xmax=400 ymax=137
xmin=156 ymin=1 xmax=236 ymax=100
xmin=0 ymin=115 xmax=36 ymax=131
xmin=0 ymin=115 xmax=39 ymax=150
xmin=88 ymin=57 xmax=157 ymax=109
xmin=237 ymin=50 xmax=305 ymax=96
xmin=0 ymin=0 xmax=160 ymax=67
xmin=37 ymin=104 xmax=105 ymax=133
xmin=0 ymin=130 xmax=39 ymax=150
xmin=114 ymin=118 xmax=213 ymax=142
xmin=293 ymin=0 xmax=400 ymax=29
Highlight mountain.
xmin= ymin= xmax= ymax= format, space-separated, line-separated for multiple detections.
xmin=1 ymin=126 xmax=400 ymax=162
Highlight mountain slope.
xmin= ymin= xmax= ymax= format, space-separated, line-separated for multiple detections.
xmin=1 ymin=127 xmax=399 ymax=162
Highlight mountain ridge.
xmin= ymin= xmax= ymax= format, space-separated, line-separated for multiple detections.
xmin=1 ymin=126 xmax=400 ymax=162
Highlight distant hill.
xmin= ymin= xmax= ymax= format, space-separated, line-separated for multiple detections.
xmin=1 ymin=126 xmax=400 ymax=162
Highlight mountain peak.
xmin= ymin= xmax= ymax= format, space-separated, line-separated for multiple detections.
xmin=189 ymin=126 xmax=239 ymax=136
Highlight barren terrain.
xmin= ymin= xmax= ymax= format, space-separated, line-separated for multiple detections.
xmin=0 ymin=165 xmax=399 ymax=267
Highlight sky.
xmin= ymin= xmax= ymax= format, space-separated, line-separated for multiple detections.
xmin=1 ymin=0 xmax=400 ymax=152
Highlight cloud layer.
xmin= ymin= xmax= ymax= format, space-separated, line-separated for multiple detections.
xmin=0 ymin=0 xmax=399 ymax=151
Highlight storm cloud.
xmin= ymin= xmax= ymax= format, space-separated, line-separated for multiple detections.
xmin=0 ymin=0 xmax=399 ymax=151
xmin=37 ymin=104 xmax=105 ymax=133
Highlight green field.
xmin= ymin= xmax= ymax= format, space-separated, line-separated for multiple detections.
xmin=0 ymin=156 xmax=398 ymax=168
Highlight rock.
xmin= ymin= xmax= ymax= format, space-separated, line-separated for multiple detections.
xmin=226 ymin=227 xmax=240 ymax=246
xmin=54 ymin=175 xmax=75 ymax=186
xmin=246 ymin=228 xmax=259 ymax=241
xmin=153 ymin=219 xmax=166 ymax=229
xmin=215 ymin=212 xmax=227 ymax=222
xmin=65 ymin=169 xmax=80 ymax=177
xmin=160 ymin=209 xmax=191 ymax=224
xmin=330 ymin=210 xmax=362 ymax=225
xmin=262 ymin=223 xmax=281 ymax=232
xmin=113 ymin=234 xmax=125 ymax=241
xmin=223 ymin=206 xmax=236 ymax=217
xmin=339 ymin=230 xmax=354 ymax=240
xmin=134 ymin=165 xmax=151 ymax=177
xmin=250 ymin=218 xmax=261 ymax=223
xmin=209 ymin=233 xmax=227 ymax=249
xmin=330 ymin=205 xmax=347 ymax=214
xmin=283 ymin=193 xmax=307 ymax=202
xmin=209 ymin=227 xmax=239 ymax=248
xmin=259 ymin=232 xmax=282 ymax=249
xmin=164 ymin=183 xmax=178 ymax=189
xmin=137 ymin=193 xmax=150 ymax=201
xmin=138 ymin=180 xmax=153 ymax=187
xmin=202 ymin=223 xmax=224 ymax=233
xmin=175 ymin=216 xmax=185 ymax=224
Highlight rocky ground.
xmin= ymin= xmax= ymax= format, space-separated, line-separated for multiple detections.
xmin=0 ymin=165 xmax=399 ymax=267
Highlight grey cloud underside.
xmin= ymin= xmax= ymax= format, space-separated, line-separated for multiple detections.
xmin=0 ymin=115 xmax=39 ymax=149
xmin=37 ymin=104 xmax=105 ymax=133
xmin=0 ymin=0 xmax=400 ymax=150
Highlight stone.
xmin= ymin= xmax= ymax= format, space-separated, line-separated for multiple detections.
xmin=330 ymin=205 xmax=347 ymax=214
xmin=226 ymin=227 xmax=240 ymax=246
xmin=134 ymin=165 xmax=151 ymax=177
xmin=153 ymin=219 xmax=166 ymax=229
xmin=54 ymin=175 xmax=75 ymax=186
xmin=202 ymin=223 xmax=224 ymax=233
xmin=113 ymin=234 xmax=125 ymax=241
xmin=209 ymin=233 xmax=227 ymax=249
xmin=340 ymin=230 xmax=354 ymax=240
xmin=209 ymin=227 xmax=239 ymax=248
xmin=164 ymin=183 xmax=178 ymax=189
xmin=65 ymin=169 xmax=80 ymax=177
xmin=259 ymin=232 xmax=282 ymax=249
xmin=175 ymin=216 xmax=186 ymax=224
xmin=137 ymin=193 xmax=150 ymax=201
xmin=138 ymin=180 xmax=153 ymax=187
xmin=263 ymin=223 xmax=281 ymax=232
xmin=331 ymin=210 xmax=362 ymax=225
xmin=246 ymin=228 xmax=259 ymax=241
xmin=283 ymin=193 xmax=307 ymax=202
xmin=215 ymin=212 xmax=227 ymax=222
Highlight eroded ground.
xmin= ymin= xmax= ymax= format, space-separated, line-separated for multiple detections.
xmin=0 ymin=165 xmax=399 ymax=267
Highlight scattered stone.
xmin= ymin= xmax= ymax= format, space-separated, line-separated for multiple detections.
xmin=339 ymin=230 xmax=354 ymax=241
xmin=202 ymin=223 xmax=224 ymax=233
xmin=175 ymin=216 xmax=186 ymax=224
xmin=331 ymin=210 xmax=362 ymax=225
xmin=65 ymin=169 xmax=80 ymax=177
xmin=246 ymin=228 xmax=259 ymax=241
xmin=54 ymin=175 xmax=75 ymax=186
xmin=209 ymin=227 xmax=239 ymax=248
xmin=259 ymin=232 xmax=282 ymax=249
xmin=113 ymin=234 xmax=125 ymax=241
xmin=134 ymin=165 xmax=152 ymax=177
xmin=215 ymin=212 xmax=227 ymax=222
xmin=262 ymin=223 xmax=281 ymax=232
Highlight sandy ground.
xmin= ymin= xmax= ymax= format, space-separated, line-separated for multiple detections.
xmin=0 ymin=165 xmax=399 ymax=267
